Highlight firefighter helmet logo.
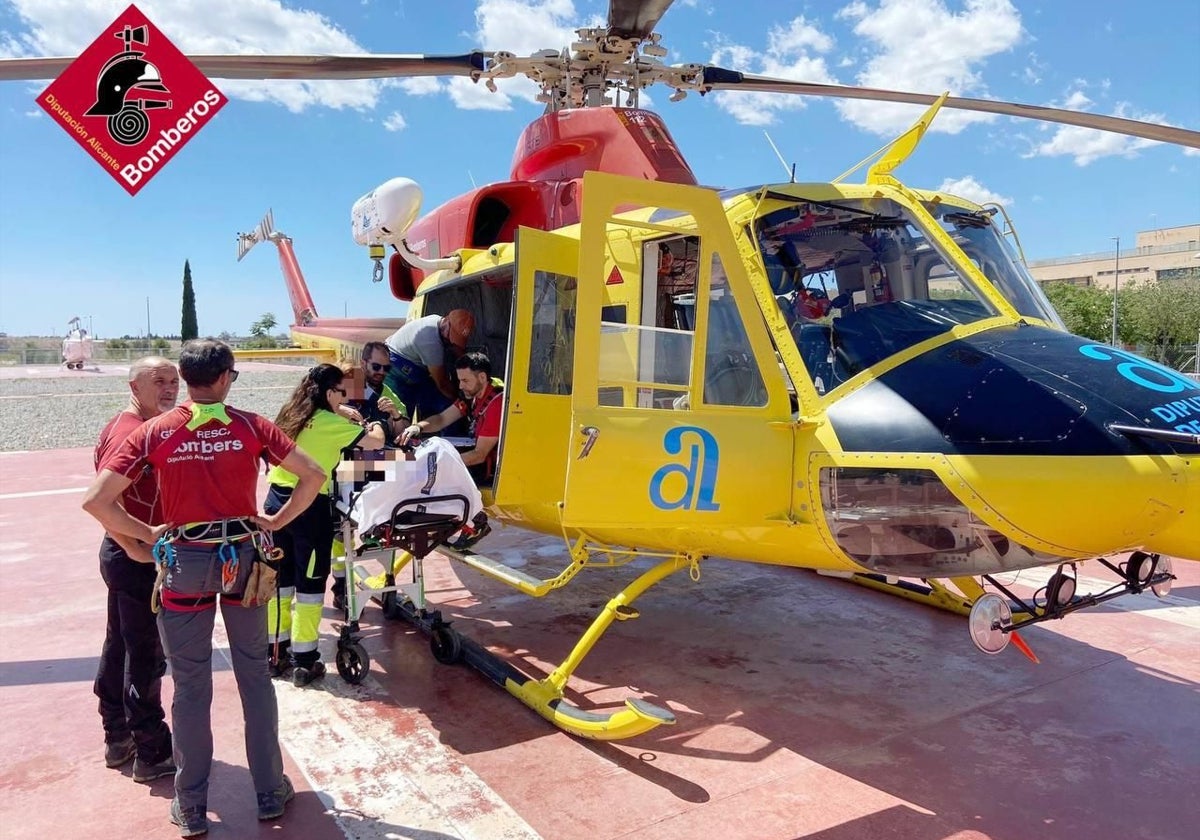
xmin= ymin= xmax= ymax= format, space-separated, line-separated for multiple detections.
xmin=84 ymin=24 xmax=171 ymax=146
xmin=38 ymin=4 xmax=226 ymax=195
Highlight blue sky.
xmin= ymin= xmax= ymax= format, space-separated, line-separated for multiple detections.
xmin=0 ymin=0 xmax=1197 ymax=338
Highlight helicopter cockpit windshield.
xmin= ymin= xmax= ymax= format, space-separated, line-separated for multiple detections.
xmin=755 ymin=195 xmax=1061 ymax=395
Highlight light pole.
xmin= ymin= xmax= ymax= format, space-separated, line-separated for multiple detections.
xmin=1110 ymin=236 xmax=1120 ymax=347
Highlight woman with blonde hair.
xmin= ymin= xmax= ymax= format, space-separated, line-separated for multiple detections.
xmin=265 ymin=363 xmax=385 ymax=686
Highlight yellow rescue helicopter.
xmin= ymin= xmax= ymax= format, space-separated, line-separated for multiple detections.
xmin=5 ymin=0 xmax=1198 ymax=741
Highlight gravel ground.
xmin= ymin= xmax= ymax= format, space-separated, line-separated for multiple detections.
xmin=0 ymin=368 xmax=305 ymax=451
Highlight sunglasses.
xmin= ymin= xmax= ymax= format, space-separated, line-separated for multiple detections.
xmin=369 ymin=362 xmax=391 ymax=372
xmin=227 ymin=369 xmax=240 ymax=382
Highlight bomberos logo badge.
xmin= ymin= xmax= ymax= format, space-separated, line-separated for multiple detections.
xmin=37 ymin=3 xmax=227 ymax=196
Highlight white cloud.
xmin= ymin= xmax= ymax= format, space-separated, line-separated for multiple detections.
xmin=835 ymin=0 xmax=1024 ymax=136
xmin=397 ymin=77 xmax=444 ymax=96
xmin=1019 ymin=51 xmax=1045 ymax=86
xmin=1021 ymin=85 xmax=1165 ymax=166
xmin=708 ymin=17 xmax=838 ymax=127
xmin=382 ymin=111 xmax=406 ymax=131
xmin=467 ymin=0 xmax=605 ymax=107
xmin=448 ymin=76 xmax=513 ymax=110
xmin=0 ymin=0 xmax=382 ymax=112
xmin=937 ymin=175 xmax=1012 ymax=207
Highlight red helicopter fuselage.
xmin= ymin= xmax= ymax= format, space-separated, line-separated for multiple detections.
xmin=390 ymin=106 xmax=696 ymax=298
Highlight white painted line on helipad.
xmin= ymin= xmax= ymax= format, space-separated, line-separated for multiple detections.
xmin=212 ymin=621 xmax=541 ymax=840
xmin=0 ymin=486 xmax=88 ymax=500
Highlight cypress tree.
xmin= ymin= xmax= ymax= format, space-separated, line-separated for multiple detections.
xmin=180 ymin=259 xmax=198 ymax=340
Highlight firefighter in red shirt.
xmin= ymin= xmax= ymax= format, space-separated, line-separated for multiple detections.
xmin=93 ymin=356 xmax=179 ymax=782
xmin=83 ymin=340 xmax=325 ymax=838
xmin=399 ymin=351 xmax=504 ymax=484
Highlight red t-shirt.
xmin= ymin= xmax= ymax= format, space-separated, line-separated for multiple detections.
xmin=454 ymin=384 xmax=504 ymax=440
xmin=104 ymin=403 xmax=295 ymax=525
xmin=453 ymin=385 xmax=504 ymax=477
xmin=95 ymin=410 xmax=163 ymax=526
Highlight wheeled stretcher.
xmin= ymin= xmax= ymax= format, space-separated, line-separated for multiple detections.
xmin=328 ymin=438 xmax=677 ymax=741
xmin=330 ymin=436 xmax=487 ymax=683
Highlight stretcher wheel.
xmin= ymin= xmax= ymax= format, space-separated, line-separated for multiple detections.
xmin=381 ymin=590 xmax=404 ymax=621
xmin=430 ymin=626 xmax=462 ymax=664
xmin=336 ymin=642 xmax=370 ymax=684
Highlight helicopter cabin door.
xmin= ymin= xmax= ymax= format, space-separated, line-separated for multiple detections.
xmin=491 ymin=227 xmax=578 ymax=526
xmin=559 ymin=172 xmax=794 ymax=545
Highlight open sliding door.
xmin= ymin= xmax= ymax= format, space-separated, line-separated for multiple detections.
xmin=492 ymin=227 xmax=579 ymax=530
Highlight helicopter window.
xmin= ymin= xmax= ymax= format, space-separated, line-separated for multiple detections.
xmin=928 ymin=203 xmax=1064 ymax=327
xmin=425 ymin=275 xmax=511 ymax=369
xmin=701 ymin=253 xmax=767 ymax=407
xmin=757 ymin=197 xmax=1001 ymax=383
xmin=527 ymin=270 xmax=576 ymax=396
xmin=820 ymin=466 xmax=1061 ymax=576
xmin=591 ymin=236 xmax=698 ymax=408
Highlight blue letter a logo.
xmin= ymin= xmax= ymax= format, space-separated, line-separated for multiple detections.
xmin=649 ymin=426 xmax=720 ymax=511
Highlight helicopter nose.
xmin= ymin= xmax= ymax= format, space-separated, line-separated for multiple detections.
xmin=825 ymin=324 xmax=1200 ymax=560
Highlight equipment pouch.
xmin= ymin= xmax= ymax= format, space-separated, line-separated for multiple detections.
xmin=242 ymin=557 xmax=279 ymax=607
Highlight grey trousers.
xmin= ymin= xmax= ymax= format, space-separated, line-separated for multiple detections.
xmin=157 ymin=541 xmax=283 ymax=810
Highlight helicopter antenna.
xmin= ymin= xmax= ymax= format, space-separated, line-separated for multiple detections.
xmin=763 ymin=131 xmax=794 ymax=182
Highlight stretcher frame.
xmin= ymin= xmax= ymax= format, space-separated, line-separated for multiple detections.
xmin=332 ymin=473 xmax=472 ymax=683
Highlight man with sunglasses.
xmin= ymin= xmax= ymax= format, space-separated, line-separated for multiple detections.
xmin=344 ymin=342 xmax=409 ymax=441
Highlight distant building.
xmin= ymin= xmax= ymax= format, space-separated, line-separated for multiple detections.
xmin=1026 ymin=224 xmax=1200 ymax=290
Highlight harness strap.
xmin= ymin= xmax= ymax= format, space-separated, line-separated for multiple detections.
xmin=159 ymin=590 xmax=217 ymax=612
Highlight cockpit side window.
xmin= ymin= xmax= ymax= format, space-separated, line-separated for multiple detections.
xmin=756 ymin=197 xmax=1000 ymax=387
xmin=930 ymin=205 xmax=1065 ymax=327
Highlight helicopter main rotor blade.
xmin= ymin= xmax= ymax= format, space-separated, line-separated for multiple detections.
xmin=0 ymin=52 xmax=489 ymax=82
xmin=700 ymin=67 xmax=1200 ymax=149
xmin=607 ymin=0 xmax=676 ymax=40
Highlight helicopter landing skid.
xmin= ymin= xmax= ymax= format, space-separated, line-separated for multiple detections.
xmin=392 ymin=549 xmax=689 ymax=740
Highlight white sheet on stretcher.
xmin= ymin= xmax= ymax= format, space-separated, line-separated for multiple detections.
xmin=335 ymin=436 xmax=484 ymax=535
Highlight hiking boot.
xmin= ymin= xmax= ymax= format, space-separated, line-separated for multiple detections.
xmin=293 ymin=660 xmax=326 ymax=687
xmin=257 ymin=774 xmax=295 ymax=821
xmin=133 ymin=755 xmax=177 ymax=783
xmin=169 ymin=798 xmax=208 ymax=837
xmin=268 ymin=657 xmax=294 ymax=680
xmin=104 ymin=736 xmax=136 ymax=768
xmin=267 ymin=642 xmax=292 ymax=679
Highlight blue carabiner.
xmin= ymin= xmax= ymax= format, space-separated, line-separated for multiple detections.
xmin=152 ymin=535 xmax=177 ymax=569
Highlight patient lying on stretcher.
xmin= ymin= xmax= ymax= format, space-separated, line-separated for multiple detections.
xmin=334 ymin=436 xmax=490 ymax=551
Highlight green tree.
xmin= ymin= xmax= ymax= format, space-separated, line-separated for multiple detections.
xmin=1043 ymin=282 xmax=1111 ymax=341
xmin=180 ymin=260 xmax=198 ymax=341
xmin=247 ymin=313 xmax=278 ymax=349
xmin=1122 ymin=279 xmax=1200 ymax=365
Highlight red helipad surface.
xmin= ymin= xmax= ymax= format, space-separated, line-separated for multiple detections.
xmin=1 ymin=447 xmax=1197 ymax=840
